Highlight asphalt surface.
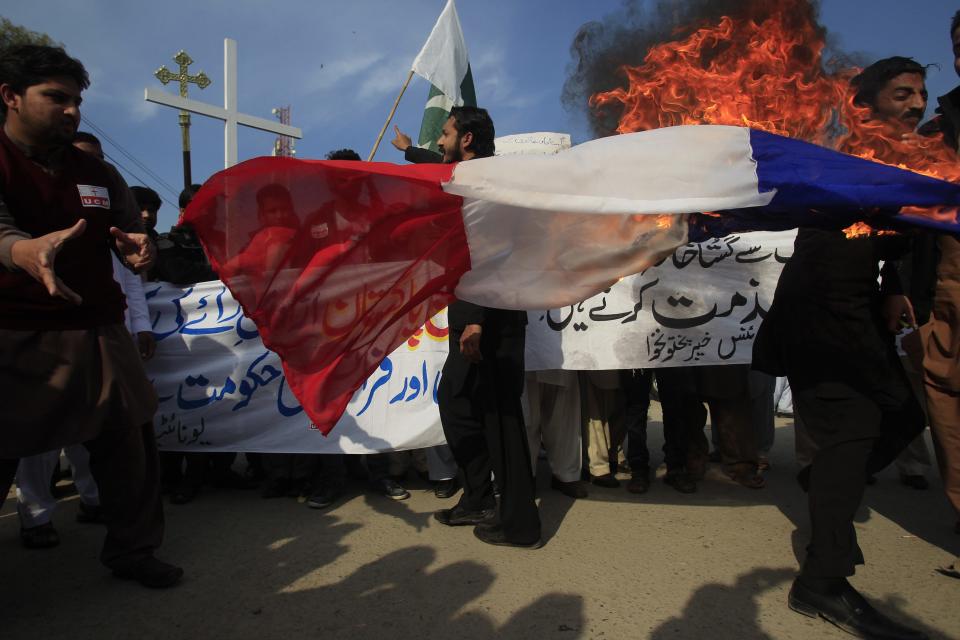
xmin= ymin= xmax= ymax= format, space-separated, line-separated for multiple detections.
xmin=3 ymin=412 xmax=959 ymax=640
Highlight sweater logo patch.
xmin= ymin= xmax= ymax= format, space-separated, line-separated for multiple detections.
xmin=77 ymin=184 xmax=110 ymax=209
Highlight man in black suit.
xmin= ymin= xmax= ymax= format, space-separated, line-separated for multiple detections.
xmin=428 ymin=107 xmax=542 ymax=549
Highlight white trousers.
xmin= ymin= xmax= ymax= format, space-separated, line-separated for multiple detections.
xmin=16 ymin=445 xmax=100 ymax=528
xmin=523 ymin=370 xmax=582 ymax=483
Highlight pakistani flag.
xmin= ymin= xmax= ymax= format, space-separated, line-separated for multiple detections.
xmin=411 ymin=0 xmax=477 ymax=153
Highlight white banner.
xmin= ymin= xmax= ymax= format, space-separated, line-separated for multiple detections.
xmin=146 ymin=230 xmax=795 ymax=452
xmin=145 ymin=281 xmax=449 ymax=454
xmin=524 ymin=231 xmax=796 ymax=369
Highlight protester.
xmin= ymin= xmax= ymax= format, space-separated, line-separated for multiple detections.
xmin=431 ymin=107 xmax=542 ymax=549
xmin=752 ymin=56 xmax=929 ymax=640
xmin=13 ymin=131 xmax=157 ymax=549
xmin=0 ymin=44 xmax=181 ymax=588
xmin=916 ymin=10 xmax=960 ymax=579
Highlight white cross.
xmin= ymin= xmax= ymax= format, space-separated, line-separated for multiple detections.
xmin=144 ymin=39 xmax=302 ymax=168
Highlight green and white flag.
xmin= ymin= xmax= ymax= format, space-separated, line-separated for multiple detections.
xmin=411 ymin=0 xmax=477 ymax=152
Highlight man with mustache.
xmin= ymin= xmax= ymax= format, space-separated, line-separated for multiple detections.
xmin=753 ymin=56 xmax=931 ymax=639
xmin=432 ymin=106 xmax=542 ymax=549
xmin=0 ymin=45 xmax=181 ymax=588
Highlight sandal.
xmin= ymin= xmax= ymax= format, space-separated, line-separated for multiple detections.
xmin=20 ymin=522 xmax=60 ymax=549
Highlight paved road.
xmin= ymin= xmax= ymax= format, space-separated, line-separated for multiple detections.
xmin=3 ymin=415 xmax=958 ymax=640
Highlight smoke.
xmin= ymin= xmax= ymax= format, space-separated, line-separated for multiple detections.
xmin=562 ymin=0 xmax=861 ymax=138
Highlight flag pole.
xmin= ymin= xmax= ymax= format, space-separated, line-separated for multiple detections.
xmin=368 ymin=70 xmax=415 ymax=161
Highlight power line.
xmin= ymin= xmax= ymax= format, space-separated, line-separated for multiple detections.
xmin=102 ymin=149 xmax=179 ymax=211
xmin=82 ymin=117 xmax=181 ymax=199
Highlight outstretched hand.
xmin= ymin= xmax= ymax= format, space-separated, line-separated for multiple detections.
xmin=110 ymin=227 xmax=156 ymax=273
xmin=10 ymin=219 xmax=87 ymax=304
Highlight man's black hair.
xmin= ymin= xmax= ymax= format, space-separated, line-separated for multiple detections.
xmin=449 ymin=106 xmax=495 ymax=158
xmin=0 ymin=44 xmax=89 ymax=116
xmin=178 ymin=183 xmax=202 ymax=209
xmin=73 ymin=131 xmax=100 ymax=147
xmin=851 ymin=56 xmax=927 ymax=110
xmin=131 ymin=186 xmax=162 ymax=211
xmin=326 ymin=148 xmax=361 ymax=161
xmin=951 ymin=9 xmax=960 ymax=38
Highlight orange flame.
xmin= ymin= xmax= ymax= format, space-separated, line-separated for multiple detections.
xmin=590 ymin=0 xmax=959 ymax=237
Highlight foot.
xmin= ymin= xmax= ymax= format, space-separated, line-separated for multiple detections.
xmin=590 ymin=473 xmax=620 ymax=488
xmin=626 ymin=472 xmax=651 ymax=494
xmin=112 ymin=556 xmax=184 ymax=589
xmin=726 ymin=469 xmax=766 ymax=489
xmin=899 ymin=474 xmax=929 ymax=490
xmin=434 ymin=477 xmax=460 ymax=499
xmin=473 ymin=525 xmax=542 ymax=549
xmin=170 ymin=484 xmax=199 ymax=505
xmin=551 ymin=476 xmax=587 ymax=499
xmin=20 ymin=522 xmax=60 ymax=549
xmin=757 ymin=456 xmax=771 ymax=472
xmin=663 ymin=472 xmax=697 ymax=494
xmin=374 ymin=478 xmax=410 ymax=501
xmin=788 ymin=578 xmax=927 ymax=639
xmin=306 ymin=484 xmax=342 ymax=510
xmin=434 ymin=503 xmax=496 ymax=527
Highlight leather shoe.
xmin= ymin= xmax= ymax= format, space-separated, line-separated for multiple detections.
xmin=434 ymin=478 xmax=460 ymax=499
xmin=663 ymin=472 xmax=697 ymax=494
xmin=551 ymin=476 xmax=587 ymax=499
xmin=306 ymin=484 xmax=342 ymax=510
xmin=20 ymin=522 xmax=60 ymax=549
xmin=626 ymin=472 xmax=650 ymax=494
xmin=473 ymin=525 xmax=542 ymax=549
xmin=434 ymin=504 xmax=495 ymax=527
xmin=112 ymin=556 xmax=184 ymax=589
xmin=590 ymin=473 xmax=620 ymax=488
xmin=788 ymin=578 xmax=927 ymax=640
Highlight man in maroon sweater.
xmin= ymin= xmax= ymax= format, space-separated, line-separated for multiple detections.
xmin=0 ymin=45 xmax=182 ymax=588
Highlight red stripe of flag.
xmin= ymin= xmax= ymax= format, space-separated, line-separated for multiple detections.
xmin=185 ymin=157 xmax=467 ymax=433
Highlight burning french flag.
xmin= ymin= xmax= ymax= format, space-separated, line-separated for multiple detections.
xmin=184 ymin=124 xmax=960 ymax=434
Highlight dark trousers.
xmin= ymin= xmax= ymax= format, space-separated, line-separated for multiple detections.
xmin=624 ymin=370 xmax=653 ymax=472
xmin=438 ymin=325 xmax=540 ymax=544
xmin=794 ymin=376 xmax=925 ymax=578
xmin=1 ymin=422 xmax=165 ymax=570
xmin=656 ymin=368 xmax=709 ymax=473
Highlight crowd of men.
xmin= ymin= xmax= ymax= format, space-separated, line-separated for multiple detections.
xmin=1 ymin=11 xmax=959 ymax=640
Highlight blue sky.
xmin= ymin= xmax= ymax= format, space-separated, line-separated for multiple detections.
xmin=4 ymin=1 xmax=958 ymax=230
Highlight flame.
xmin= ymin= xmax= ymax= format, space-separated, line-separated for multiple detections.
xmin=590 ymin=0 xmax=960 ymax=237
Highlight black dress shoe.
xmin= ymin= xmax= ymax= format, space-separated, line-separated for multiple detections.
xmin=473 ymin=525 xmax=542 ymax=549
xmin=590 ymin=473 xmax=620 ymax=488
xmin=788 ymin=578 xmax=927 ymax=640
xmin=20 ymin=522 xmax=60 ymax=549
xmin=112 ymin=556 xmax=184 ymax=589
xmin=663 ymin=472 xmax=697 ymax=494
xmin=551 ymin=476 xmax=588 ymax=499
xmin=626 ymin=472 xmax=650 ymax=494
xmin=434 ymin=504 xmax=495 ymax=527
xmin=434 ymin=477 xmax=460 ymax=499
